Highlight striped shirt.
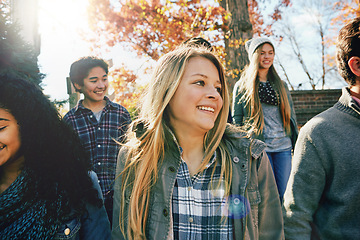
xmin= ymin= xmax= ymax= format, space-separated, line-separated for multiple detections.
xmin=172 ymin=152 xmax=233 ymax=239
xmin=63 ymin=97 xmax=131 ymax=199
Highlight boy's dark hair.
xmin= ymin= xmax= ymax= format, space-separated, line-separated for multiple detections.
xmin=182 ymin=37 xmax=213 ymax=51
xmin=336 ymin=17 xmax=360 ymax=86
xmin=69 ymin=56 xmax=109 ymax=91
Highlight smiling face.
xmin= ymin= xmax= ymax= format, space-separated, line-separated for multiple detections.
xmin=74 ymin=66 xmax=108 ymax=104
xmin=0 ymin=108 xmax=22 ymax=167
xmin=259 ymin=43 xmax=274 ymax=70
xmin=167 ymin=56 xmax=223 ymax=136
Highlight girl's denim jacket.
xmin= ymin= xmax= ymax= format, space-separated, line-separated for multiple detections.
xmin=54 ymin=171 xmax=111 ymax=240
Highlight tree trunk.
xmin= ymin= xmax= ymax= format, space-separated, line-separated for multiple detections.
xmin=220 ymin=0 xmax=253 ymax=95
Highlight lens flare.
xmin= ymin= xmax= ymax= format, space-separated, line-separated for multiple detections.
xmin=227 ymin=195 xmax=250 ymax=219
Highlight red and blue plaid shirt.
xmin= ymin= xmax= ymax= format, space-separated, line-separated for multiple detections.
xmin=63 ymin=97 xmax=131 ymax=200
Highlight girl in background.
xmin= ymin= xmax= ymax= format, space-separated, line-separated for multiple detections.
xmin=232 ymin=37 xmax=298 ymax=203
xmin=0 ymin=75 xmax=111 ymax=239
xmin=112 ymin=46 xmax=283 ymax=239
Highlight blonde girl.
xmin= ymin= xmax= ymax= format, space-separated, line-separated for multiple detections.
xmin=232 ymin=37 xmax=298 ymax=203
xmin=112 ymin=46 xmax=284 ymax=239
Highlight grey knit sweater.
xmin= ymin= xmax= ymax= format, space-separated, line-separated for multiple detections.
xmin=283 ymin=87 xmax=360 ymax=240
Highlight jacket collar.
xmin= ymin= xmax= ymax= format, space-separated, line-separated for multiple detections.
xmin=224 ymin=124 xmax=266 ymax=159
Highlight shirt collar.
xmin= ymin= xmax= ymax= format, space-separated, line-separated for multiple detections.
xmin=352 ymin=95 xmax=360 ymax=107
xmin=164 ymin=124 xmax=217 ymax=169
xmin=74 ymin=96 xmax=116 ymax=112
xmin=178 ymin=144 xmax=217 ymax=169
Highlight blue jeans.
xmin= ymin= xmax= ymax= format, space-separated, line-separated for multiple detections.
xmin=266 ymin=150 xmax=292 ymax=203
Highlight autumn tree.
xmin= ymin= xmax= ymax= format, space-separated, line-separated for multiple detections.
xmin=270 ymin=0 xmax=359 ymax=90
xmin=87 ymin=0 xmax=291 ymax=108
xmin=88 ymin=0 xmax=226 ymax=58
xmin=87 ymin=0 xmax=227 ymax=110
xmin=274 ymin=0 xmax=338 ymax=90
xmin=331 ymin=0 xmax=360 ymax=24
xmin=110 ymin=64 xmax=144 ymax=116
xmin=220 ymin=0 xmax=291 ymax=90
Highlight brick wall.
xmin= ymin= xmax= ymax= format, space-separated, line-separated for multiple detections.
xmin=290 ymin=89 xmax=342 ymax=127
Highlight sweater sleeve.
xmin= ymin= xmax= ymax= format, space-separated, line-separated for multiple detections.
xmin=282 ymin=125 xmax=326 ymax=240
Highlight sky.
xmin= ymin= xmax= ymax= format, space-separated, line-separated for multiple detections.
xmin=36 ymin=0 xmax=346 ymax=107
xmin=38 ymin=0 xmax=146 ymax=105
xmin=38 ymin=0 xmax=92 ymax=101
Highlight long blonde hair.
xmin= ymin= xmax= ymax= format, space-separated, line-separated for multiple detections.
xmin=119 ymin=46 xmax=231 ymax=239
xmin=237 ymin=43 xmax=291 ymax=136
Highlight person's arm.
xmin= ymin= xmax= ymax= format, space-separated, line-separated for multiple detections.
xmin=283 ymin=81 xmax=299 ymax=146
xmin=283 ymin=127 xmax=326 ymax=239
xmin=62 ymin=112 xmax=70 ymax=124
xmin=256 ymin=151 xmax=285 ymax=240
xmin=283 ymin=82 xmax=296 ymax=121
xmin=80 ymin=171 xmax=111 ymax=240
xmin=62 ymin=111 xmax=76 ymax=129
xmin=111 ymin=148 xmax=128 ymax=240
xmin=232 ymin=81 xmax=245 ymax=125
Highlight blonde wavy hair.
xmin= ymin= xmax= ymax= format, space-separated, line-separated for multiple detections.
xmin=119 ymin=46 xmax=231 ymax=239
xmin=237 ymin=43 xmax=291 ymax=136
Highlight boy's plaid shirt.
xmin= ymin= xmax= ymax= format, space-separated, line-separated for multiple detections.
xmin=63 ymin=97 xmax=131 ymax=200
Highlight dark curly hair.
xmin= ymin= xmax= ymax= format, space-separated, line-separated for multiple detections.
xmin=0 ymin=74 xmax=102 ymax=217
xmin=69 ymin=56 xmax=109 ymax=91
xmin=336 ymin=17 xmax=360 ymax=86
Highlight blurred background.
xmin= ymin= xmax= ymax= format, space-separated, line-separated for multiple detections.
xmin=1 ymin=0 xmax=359 ymax=115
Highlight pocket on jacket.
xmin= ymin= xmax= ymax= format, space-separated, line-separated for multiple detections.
xmin=247 ymin=188 xmax=261 ymax=232
xmin=247 ymin=188 xmax=261 ymax=205
xmin=54 ymin=217 xmax=81 ymax=240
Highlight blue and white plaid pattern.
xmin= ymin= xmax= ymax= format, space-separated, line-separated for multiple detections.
xmin=63 ymin=97 xmax=131 ymax=199
xmin=172 ymin=153 xmax=233 ymax=239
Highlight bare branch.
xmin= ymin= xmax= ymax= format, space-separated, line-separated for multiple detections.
xmin=276 ymin=55 xmax=294 ymax=90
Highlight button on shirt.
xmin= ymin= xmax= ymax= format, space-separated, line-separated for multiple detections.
xmin=172 ymin=152 xmax=233 ymax=239
xmin=63 ymin=97 xmax=131 ymax=199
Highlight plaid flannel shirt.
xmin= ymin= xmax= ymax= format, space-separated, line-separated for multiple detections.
xmin=63 ymin=97 xmax=131 ymax=200
xmin=172 ymin=151 xmax=233 ymax=239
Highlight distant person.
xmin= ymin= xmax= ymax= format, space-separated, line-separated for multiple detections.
xmin=182 ymin=36 xmax=214 ymax=50
xmin=232 ymin=37 xmax=298 ymax=203
xmin=63 ymin=56 xmax=131 ymax=224
xmin=183 ymin=36 xmax=233 ymax=123
xmin=112 ymin=46 xmax=284 ymax=239
xmin=0 ymin=75 xmax=111 ymax=239
xmin=283 ymin=17 xmax=360 ymax=239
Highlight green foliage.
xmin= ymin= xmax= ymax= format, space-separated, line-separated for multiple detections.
xmin=0 ymin=1 xmax=44 ymax=86
xmin=127 ymin=106 xmax=139 ymax=121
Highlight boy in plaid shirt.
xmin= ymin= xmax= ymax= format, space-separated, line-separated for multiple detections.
xmin=63 ymin=56 xmax=131 ymax=225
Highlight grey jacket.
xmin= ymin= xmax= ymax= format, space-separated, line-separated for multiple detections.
xmin=283 ymin=87 xmax=360 ymax=239
xmin=112 ymin=124 xmax=284 ymax=239
xmin=232 ymin=81 xmax=298 ymax=149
